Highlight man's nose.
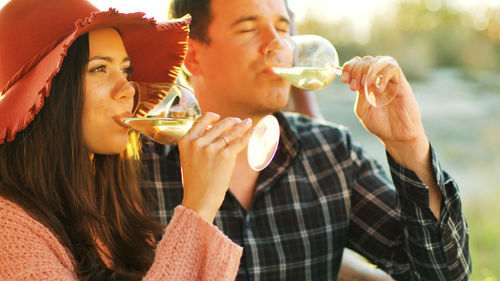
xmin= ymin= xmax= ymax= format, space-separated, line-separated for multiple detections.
xmin=260 ymin=24 xmax=283 ymax=55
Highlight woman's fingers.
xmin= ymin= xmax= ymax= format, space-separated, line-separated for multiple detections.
xmin=180 ymin=113 xmax=253 ymax=153
xmin=184 ymin=112 xmax=220 ymax=139
xmin=200 ymin=117 xmax=244 ymax=144
xmin=178 ymin=115 xmax=253 ymax=222
xmin=181 ymin=114 xmax=241 ymax=145
xmin=220 ymin=118 xmax=252 ymax=143
xmin=225 ymin=119 xmax=253 ymax=153
xmin=202 ymin=117 xmax=253 ymax=154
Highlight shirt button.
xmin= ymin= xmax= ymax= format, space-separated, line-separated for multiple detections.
xmin=245 ymin=221 xmax=251 ymax=228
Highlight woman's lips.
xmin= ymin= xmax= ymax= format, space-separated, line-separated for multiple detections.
xmin=113 ymin=112 xmax=132 ymax=129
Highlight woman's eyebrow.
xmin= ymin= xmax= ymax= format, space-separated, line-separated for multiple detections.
xmin=88 ymin=56 xmax=131 ymax=63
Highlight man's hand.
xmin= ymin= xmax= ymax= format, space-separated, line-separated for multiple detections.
xmin=341 ymin=56 xmax=442 ymax=219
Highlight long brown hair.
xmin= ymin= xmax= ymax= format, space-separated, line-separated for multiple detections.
xmin=0 ymin=34 xmax=163 ymax=280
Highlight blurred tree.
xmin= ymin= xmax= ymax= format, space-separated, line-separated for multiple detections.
xmin=297 ymin=0 xmax=500 ymax=83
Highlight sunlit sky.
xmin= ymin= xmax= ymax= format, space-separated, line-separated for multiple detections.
xmin=2 ymin=0 xmax=500 ymax=22
xmin=1 ymin=0 xmax=500 ymax=38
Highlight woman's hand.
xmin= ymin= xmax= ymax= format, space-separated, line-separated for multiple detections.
xmin=178 ymin=112 xmax=253 ymax=222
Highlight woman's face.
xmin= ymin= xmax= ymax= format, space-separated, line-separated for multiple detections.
xmin=83 ymin=28 xmax=135 ymax=155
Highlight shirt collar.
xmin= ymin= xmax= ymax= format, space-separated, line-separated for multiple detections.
xmin=254 ymin=112 xmax=301 ymax=193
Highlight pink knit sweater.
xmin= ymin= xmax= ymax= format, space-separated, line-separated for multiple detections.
xmin=0 ymin=197 xmax=242 ymax=280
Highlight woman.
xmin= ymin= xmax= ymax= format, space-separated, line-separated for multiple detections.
xmin=0 ymin=0 xmax=250 ymax=280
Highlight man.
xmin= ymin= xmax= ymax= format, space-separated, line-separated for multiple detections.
xmin=277 ymin=4 xmax=393 ymax=280
xmin=141 ymin=0 xmax=471 ymax=280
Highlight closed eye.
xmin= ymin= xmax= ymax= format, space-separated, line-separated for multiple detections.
xmin=239 ymin=29 xmax=256 ymax=33
xmin=276 ymin=28 xmax=289 ymax=34
xmin=276 ymin=23 xmax=290 ymax=34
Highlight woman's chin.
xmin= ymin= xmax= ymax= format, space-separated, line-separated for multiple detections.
xmin=86 ymin=137 xmax=129 ymax=155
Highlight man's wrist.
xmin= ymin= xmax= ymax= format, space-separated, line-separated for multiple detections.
xmin=384 ymin=136 xmax=430 ymax=172
xmin=385 ymin=137 xmax=442 ymax=219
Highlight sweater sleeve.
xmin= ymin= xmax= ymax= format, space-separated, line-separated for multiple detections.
xmin=0 ymin=198 xmax=78 ymax=281
xmin=144 ymin=205 xmax=243 ymax=281
xmin=1 ymin=198 xmax=242 ymax=280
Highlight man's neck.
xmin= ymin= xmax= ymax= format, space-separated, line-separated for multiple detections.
xmin=228 ymin=149 xmax=260 ymax=211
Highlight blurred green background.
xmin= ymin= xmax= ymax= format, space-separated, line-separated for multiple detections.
xmin=293 ymin=0 xmax=500 ymax=279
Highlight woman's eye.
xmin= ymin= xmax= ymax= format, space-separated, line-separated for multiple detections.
xmin=89 ymin=65 xmax=106 ymax=73
xmin=122 ymin=66 xmax=133 ymax=79
xmin=122 ymin=66 xmax=133 ymax=75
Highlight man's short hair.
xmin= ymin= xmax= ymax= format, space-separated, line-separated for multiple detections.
xmin=170 ymin=0 xmax=213 ymax=44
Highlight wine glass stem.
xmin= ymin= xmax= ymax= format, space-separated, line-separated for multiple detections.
xmin=333 ymin=65 xmax=343 ymax=76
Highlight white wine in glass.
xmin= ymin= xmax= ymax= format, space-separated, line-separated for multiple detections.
xmin=271 ymin=66 xmax=338 ymax=91
xmin=122 ymin=83 xmax=280 ymax=171
xmin=123 ymin=117 xmax=195 ymax=145
xmin=267 ymin=35 xmax=341 ymax=91
xmin=122 ymin=84 xmax=200 ymax=145
xmin=265 ymin=34 xmax=401 ymax=107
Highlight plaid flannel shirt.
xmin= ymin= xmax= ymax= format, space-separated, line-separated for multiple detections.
xmin=140 ymin=112 xmax=471 ymax=281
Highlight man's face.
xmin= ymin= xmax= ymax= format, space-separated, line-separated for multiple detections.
xmin=188 ymin=0 xmax=291 ymax=119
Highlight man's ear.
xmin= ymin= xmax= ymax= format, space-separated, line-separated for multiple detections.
xmin=184 ymin=38 xmax=202 ymax=76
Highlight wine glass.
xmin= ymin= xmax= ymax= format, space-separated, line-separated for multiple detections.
xmin=122 ymin=83 xmax=280 ymax=171
xmin=264 ymin=34 xmax=401 ymax=107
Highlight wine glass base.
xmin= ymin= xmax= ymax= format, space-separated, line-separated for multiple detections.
xmin=247 ymin=115 xmax=280 ymax=171
xmin=364 ymin=57 xmax=401 ymax=108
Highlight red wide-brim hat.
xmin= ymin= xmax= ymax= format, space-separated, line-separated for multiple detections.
xmin=0 ymin=0 xmax=191 ymax=144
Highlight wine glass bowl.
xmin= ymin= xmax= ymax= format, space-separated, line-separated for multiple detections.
xmin=247 ymin=115 xmax=280 ymax=171
xmin=363 ymin=56 xmax=402 ymax=108
xmin=265 ymin=35 xmax=340 ymax=91
xmin=264 ymin=34 xmax=401 ymax=107
xmin=122 ymin=82 xmax=280 ymax=171
xmin=123 ymin=83 xmax=201 ymax=145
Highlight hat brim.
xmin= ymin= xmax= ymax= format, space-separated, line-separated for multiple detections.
xmin=0 ymin=9 xmax=190 ymax=143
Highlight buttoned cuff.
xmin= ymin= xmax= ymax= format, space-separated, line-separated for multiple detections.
xmin=386 ymin=144 xmax=451 ymax=223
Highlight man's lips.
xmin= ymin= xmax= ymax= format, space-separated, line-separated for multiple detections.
xmin=262 ymin=67 xmax=282 ymax=78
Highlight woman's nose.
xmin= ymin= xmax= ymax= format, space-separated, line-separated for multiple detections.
xmin=111 ymin=77 xmax=137 ymax=113
xmin=118 ymin=81 xmax=136 ymax=105
xmin=119 ymin=81 xmax=136 ymax=99
xmin=110 ymin=67 xmax=135 ymax=99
